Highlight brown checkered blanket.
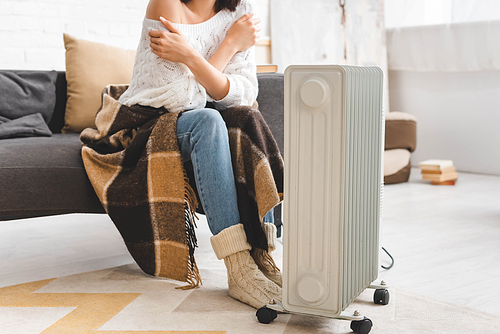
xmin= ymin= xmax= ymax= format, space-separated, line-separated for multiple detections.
xmin=80 ymin=85 xmax=283 ymax=289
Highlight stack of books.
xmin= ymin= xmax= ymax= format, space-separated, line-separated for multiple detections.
xmin=419 ymin=159 xmax=458 ymax=185
xmin=257 ymin=65 xmax=278 ymax=73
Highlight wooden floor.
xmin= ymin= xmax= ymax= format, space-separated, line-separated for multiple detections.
xmin=1 ymin=168 xmax=499 ymax=316
xmin=378 ymin=168 xmax=500 ymax=316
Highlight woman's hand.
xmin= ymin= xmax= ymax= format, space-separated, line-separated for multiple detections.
xmin=149 ymin=17 xmax=195 ymax=63
xmin=225 ymin=13 xmax=261 ymax=52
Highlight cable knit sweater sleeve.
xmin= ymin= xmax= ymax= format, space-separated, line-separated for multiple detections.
xmin=118 ymin=19 xmax=207 ymax=113
xmin=210 ymin=46 xmax=258 ymax=109
xmin=211 ymin=0 xmax=259 ymax=109
xmin=119 ymin=0 xmax=258 ymax=112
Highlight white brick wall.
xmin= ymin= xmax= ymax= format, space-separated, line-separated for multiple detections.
xmin=0 ymin=0 xmax=270 ymax=70
xmin=0 ymin=0 xmax=149 ymax=70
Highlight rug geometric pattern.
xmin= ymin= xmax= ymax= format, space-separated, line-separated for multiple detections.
xmin=1 ymin=263 xmax=499 ymax=334
xmin=0 ymin=277 xmax=223 ymax=334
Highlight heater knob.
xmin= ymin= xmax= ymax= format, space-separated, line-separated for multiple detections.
xmin=297 ymin=276 xmax=325 ymax=303
xmin=299 ymin=78 xmax=328 ymax=109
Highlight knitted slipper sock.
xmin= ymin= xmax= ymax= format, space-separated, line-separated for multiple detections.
xmin=252 ymin=222 xmax=283 ymax=288
xmin=211 ymin=224 xmax=282 ymax=309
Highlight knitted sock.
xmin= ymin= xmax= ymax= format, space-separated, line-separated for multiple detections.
xmin=252 ymin=223 xmax=283 ymax=288
xmin=210 ymin=224 xmax=282 ymax=309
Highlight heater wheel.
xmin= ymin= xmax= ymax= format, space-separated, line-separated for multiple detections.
xmin=373 ymin=289 xmax=390 ymax=305
xmin=350 ymin=317 xmax=373 ymax=334
xmin=256 ymin=306 xmax=278 ymax=324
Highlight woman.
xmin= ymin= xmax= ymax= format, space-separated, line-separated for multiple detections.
xmin=118 ymin=0 xmax=282 ymax=309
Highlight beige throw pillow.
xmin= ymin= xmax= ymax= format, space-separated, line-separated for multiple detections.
xmin=63 ymin=34 xmax=136 ymax=133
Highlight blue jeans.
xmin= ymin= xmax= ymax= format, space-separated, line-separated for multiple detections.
xmin=176 ymin=108 xmax=273 ymax=235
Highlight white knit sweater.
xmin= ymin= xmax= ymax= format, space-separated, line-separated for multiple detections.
xmin=119 ymin=0 xmax=258 ymax=112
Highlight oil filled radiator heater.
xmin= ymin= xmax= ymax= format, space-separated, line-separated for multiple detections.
xmin=256 ymin=65 xmax=388 ymax=334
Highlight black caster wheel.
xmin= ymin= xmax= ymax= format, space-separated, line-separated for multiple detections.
xmin=256 ymin=306 xmax=278 ymax=324
xmin=374 ymin=289 xmax=390 ymax=305
xmin=350 ymin=317 xmax=373 ymax=334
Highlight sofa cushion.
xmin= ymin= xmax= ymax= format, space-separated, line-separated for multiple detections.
xmin=63 ymin=34 xmax=135 ymax=133
xmin=384 ymin=148 xmax=412 ymax=184
xmin=0 ymin=134 xmax=104 ymax=220
xmin=385 ymin=111 xmax=417 ymax=152
xmin=0 ymin=70 xmax=57 ymax=124
xmin=0 ymin=113 xmax=52 ymax=139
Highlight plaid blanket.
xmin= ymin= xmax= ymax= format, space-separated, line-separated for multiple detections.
xmin=80 ymin=85 xmax=283 ymax=288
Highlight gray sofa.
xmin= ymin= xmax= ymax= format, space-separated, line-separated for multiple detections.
xmin=0 ymin=71 xmax=285 ymax=234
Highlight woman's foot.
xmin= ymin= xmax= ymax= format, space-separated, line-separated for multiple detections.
xmin=252 ymin=222 xmax=283 ymax=288
xmin=211 ymin=224 xmax=282 ymax=308
xmin=252 ymin=248 xmax=283 ymax=288
xmin=224 ymin=249 xmax=282 ymax=308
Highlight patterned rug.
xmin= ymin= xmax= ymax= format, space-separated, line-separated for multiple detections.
xmin=1 ymin=259 xmax=499 ymax=334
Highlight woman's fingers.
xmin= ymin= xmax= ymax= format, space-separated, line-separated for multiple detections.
xmin=150 ymin=43 xmax=166 ymax=58
xmin=160 ymin=16 xmax=181 ymax=34
xmin=247 ymin=18 xmax=261 ymax=33
xmin=149 ymin=30 xmax=163 ymax=38
xmin=149 ymin=33 xmax=168 ymax=48
xmin=149 ymin=31 xmax=173 ymax=47
xmin=250 ymin=17 xmax=261 ymax=25
xmin=147 ymin=20 xmax=193 ymax=62
xmin=150 ymin=42 xmax=160 ymax=51
xmin=224 ymin=12 xmax=262 ymax=51
xmin=150 ymin=44 xmax=160 ymax=56
xmin=237 ymin=13 xmax=253 ymax=22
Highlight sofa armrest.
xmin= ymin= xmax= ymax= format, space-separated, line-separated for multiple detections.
xmin=256 ymin=73 xmax=284 ymax=156
xmin=385 ymin=111 xmax=417 ymax=152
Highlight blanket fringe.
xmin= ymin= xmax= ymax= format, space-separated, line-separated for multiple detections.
xmin=184 ymin=175 xmax=199 ymax=220
xmin=176 ymin=260 xmax=202 ymax=290
xmin=251 ymin=247 xmax=280 ymax=274
xmin=176 ymin=172 xmax=202 ymax=290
